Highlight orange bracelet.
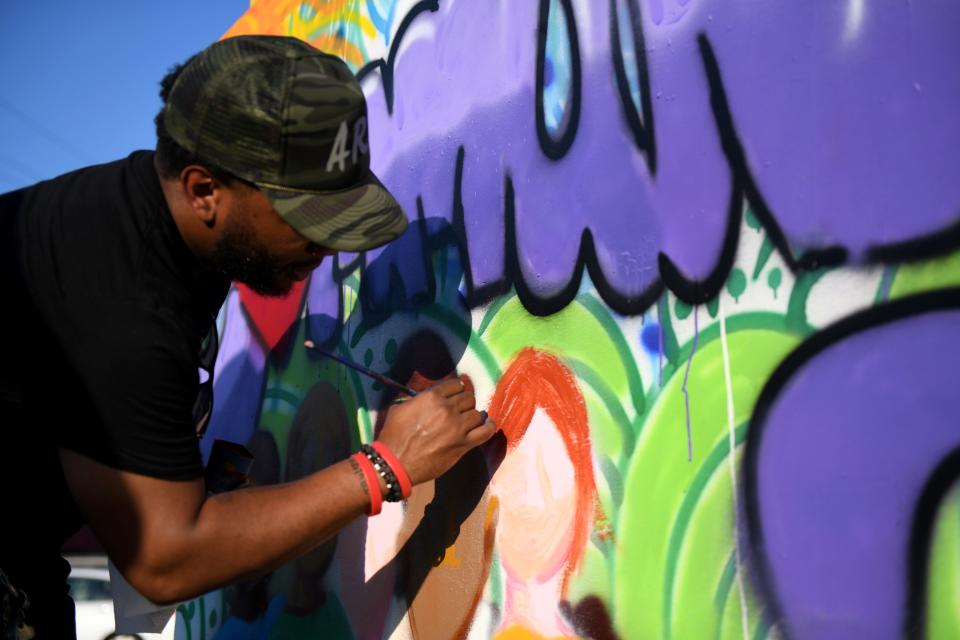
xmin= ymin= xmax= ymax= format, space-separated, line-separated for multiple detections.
xmin=371 ymin=441 xmax=413 ymax=499
xmin=351 ymin=452 xmax=382 ymax=516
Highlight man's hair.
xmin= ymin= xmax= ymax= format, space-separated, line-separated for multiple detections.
xmin=154 ymin=56 xmax=236 ymax=184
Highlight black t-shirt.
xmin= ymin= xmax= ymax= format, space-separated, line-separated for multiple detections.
xmin=0 ymin=151 xmax=229 ymax=637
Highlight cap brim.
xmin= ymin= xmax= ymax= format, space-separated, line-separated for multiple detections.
xmin=259 ymin=171 xmax=408 ymax=252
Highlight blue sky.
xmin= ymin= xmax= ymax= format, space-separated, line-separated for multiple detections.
xmin=0 ymin=0 xmax=249 ymax=193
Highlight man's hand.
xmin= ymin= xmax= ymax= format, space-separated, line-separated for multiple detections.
xmin=377 ymin=376 xmax=496 ymax=486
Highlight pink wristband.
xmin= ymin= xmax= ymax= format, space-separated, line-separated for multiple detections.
xmin=352 ymin=452 xmax=382 ymax=516
xmin=371 ymin=442 xmax=413 ymax=499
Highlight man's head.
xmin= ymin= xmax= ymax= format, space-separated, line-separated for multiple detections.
xmin=155 ymin=36 xmax=407 ymax=295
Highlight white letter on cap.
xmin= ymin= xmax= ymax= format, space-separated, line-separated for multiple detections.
xmin=352 ymin=116 xmax=368 ymax=164
xmin=326 ymin=121 xmax=350 ymax=173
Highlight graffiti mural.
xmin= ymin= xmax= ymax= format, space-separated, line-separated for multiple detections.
xmin=174 ymin=1 xmax=960 ymax=638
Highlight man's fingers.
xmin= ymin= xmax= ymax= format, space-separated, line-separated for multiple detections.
xmin=464 ymin=417 xmax=496 ymax=448
xmin=455 ymin=392 xmax=476 ymax=413
xmin=434 ymin=377 xmax=466 ymax=398
xmin=460 ymin=408 xmax=490 ymax=433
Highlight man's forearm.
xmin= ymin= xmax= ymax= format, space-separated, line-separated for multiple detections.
xmin=109 ymin=460 xmax=379 ymax=603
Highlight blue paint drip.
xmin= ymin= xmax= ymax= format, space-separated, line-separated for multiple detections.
xmin=365 ymin=0 xmax=391 ymax=42
xmin=877 ymin=265 xmax=895 ymax=302
xmin=641 ymin=321 xmax=660 ymax=354
xmin=544 ymin=57 xmax=555 ymax=87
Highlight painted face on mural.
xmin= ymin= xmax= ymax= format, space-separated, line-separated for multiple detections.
xmin=492 ymin=407 xmax=578 ymax=583
xmin=210 ymin=187 xmax=335 ymax=296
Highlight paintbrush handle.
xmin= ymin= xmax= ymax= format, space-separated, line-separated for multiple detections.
xmin=304 ymin=341 xmax=418 ymax=396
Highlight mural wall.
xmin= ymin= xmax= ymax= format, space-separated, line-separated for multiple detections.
xmin=176 ymin=1 xmax=960 ymax=638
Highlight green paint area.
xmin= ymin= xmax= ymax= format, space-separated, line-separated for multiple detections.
xmin=751 ymin=236 xmax=775 ymax=282
xmin=926 ymin=482 xmax=960 ymax=640
xmin=671 ymin=432 xmax=764 ymax=639
xmin=889 ymin=250 xmax=960 ymax=300
xmin=570 ymin=358 xmax=635 ymax=467
xmin=767 ymin=268 xmax=782 ymax=299
xmin=567 ymin=540 xmax=614 ymax=616
xmin=484 ymin=296 xmax=641 ymax=419
xmin=577 ymin=372 xmax=629 ymax=520
xmin=613 ymin=329 xmax=799 ymax=639
xmin=727 ymin=268 xmax=747 ymax=303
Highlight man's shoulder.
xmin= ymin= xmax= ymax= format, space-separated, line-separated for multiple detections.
xmin=8 ymin=151 xmax=162 ymax=241
xmin=10 ymin=150 xmax=153 ymax=197
xmin=14 ymin=150 xmax=191 ymax=301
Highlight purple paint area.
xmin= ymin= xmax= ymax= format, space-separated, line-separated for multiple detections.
xmin=699 ymin=2 xmax=960 ymax=256
xmin=364 ymin=1 xmax=665 ymax=298
xmin=753 ymin=310 xmax=960 ymax=638
xmin=306 ymin=259 xmax=341 ymax=348
xmin=643 ymin=8 xmax=732 ymax=277
xmin=202 ymin=289 xmax=267 ymax=462
xmin=360 ymin=0 xmax=959 ymax=303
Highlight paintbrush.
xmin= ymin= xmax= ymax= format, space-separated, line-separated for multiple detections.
xmin=303 ymin=341 xmax=490 ymax=423
xmin=303 ymin=340 xmax=419 ymax=397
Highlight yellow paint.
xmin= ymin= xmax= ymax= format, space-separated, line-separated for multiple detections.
xmin=438 ymin=541 xmax=462 ymax=568
xmin=225 ymin=0 xmax=375 ymax=69
xmin=289 ymin=0 xmax=377 ymax=40
xmin=496 ymin=625 xmax=568 ymax=640
xmin=223 ymin=0 xmax=301 ymax=38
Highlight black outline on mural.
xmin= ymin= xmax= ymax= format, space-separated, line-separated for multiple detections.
xmin=450 ymin=146 xmax=512 ymax=305
xmin=657 ymin=180 xmax=744 ymax=305
xmin=868 ymin=215 xmax=960 ymax=265
xmin=743 ymin=287 xmax=960 ymax=639
xmin=450 ymin=146 xmax=664 ymax=316
xmin=503 ymin=173 xmax=666 ymax=316
xmin=609 ymin=0 xmax=656 ymax=172
xmin=356 ymin=0 xmax=440 ymax=114
xmin=535 ymin=0 xmax=583 ymax=160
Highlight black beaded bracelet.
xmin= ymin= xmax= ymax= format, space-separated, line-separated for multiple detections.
xmin=360 ymin=444 xmax=403 ymax=502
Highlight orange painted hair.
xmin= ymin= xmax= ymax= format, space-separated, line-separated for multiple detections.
xmin=487 ymin=348 xmax=596 ymax=590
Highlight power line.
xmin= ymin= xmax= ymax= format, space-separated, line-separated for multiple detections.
xmin=0 ymin=96 xmax=91 ymax=163
xmin=0 ymin=149 xmax=43 ymax=183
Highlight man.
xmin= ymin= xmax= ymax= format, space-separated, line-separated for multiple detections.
xmin=0 ymin=35 xmax=494 ymax=638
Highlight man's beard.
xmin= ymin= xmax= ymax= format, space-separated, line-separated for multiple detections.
xmin=209 ymin=217 xmax=295 ymax=297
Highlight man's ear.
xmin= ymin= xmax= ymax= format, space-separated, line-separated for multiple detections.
xmin=179 ymin=165 xmax=220 ymax=227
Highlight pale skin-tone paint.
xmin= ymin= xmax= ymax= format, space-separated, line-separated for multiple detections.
xmin=58 ymin=161 xmax=496 ymax=605
xmin=492 ymin=408 xmax=578 ymax=638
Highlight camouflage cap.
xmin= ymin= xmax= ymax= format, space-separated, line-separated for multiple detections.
xmin=163 ymin=35 xmax=407 ymax=252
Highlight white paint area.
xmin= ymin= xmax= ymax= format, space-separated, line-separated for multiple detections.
xmin=719 ymin=296 xmax=750 ymax=640
xmin=805 ymin=267 xmax=882 ymax=328
xmin=843 ymin=0 xmax=865 ymax=45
